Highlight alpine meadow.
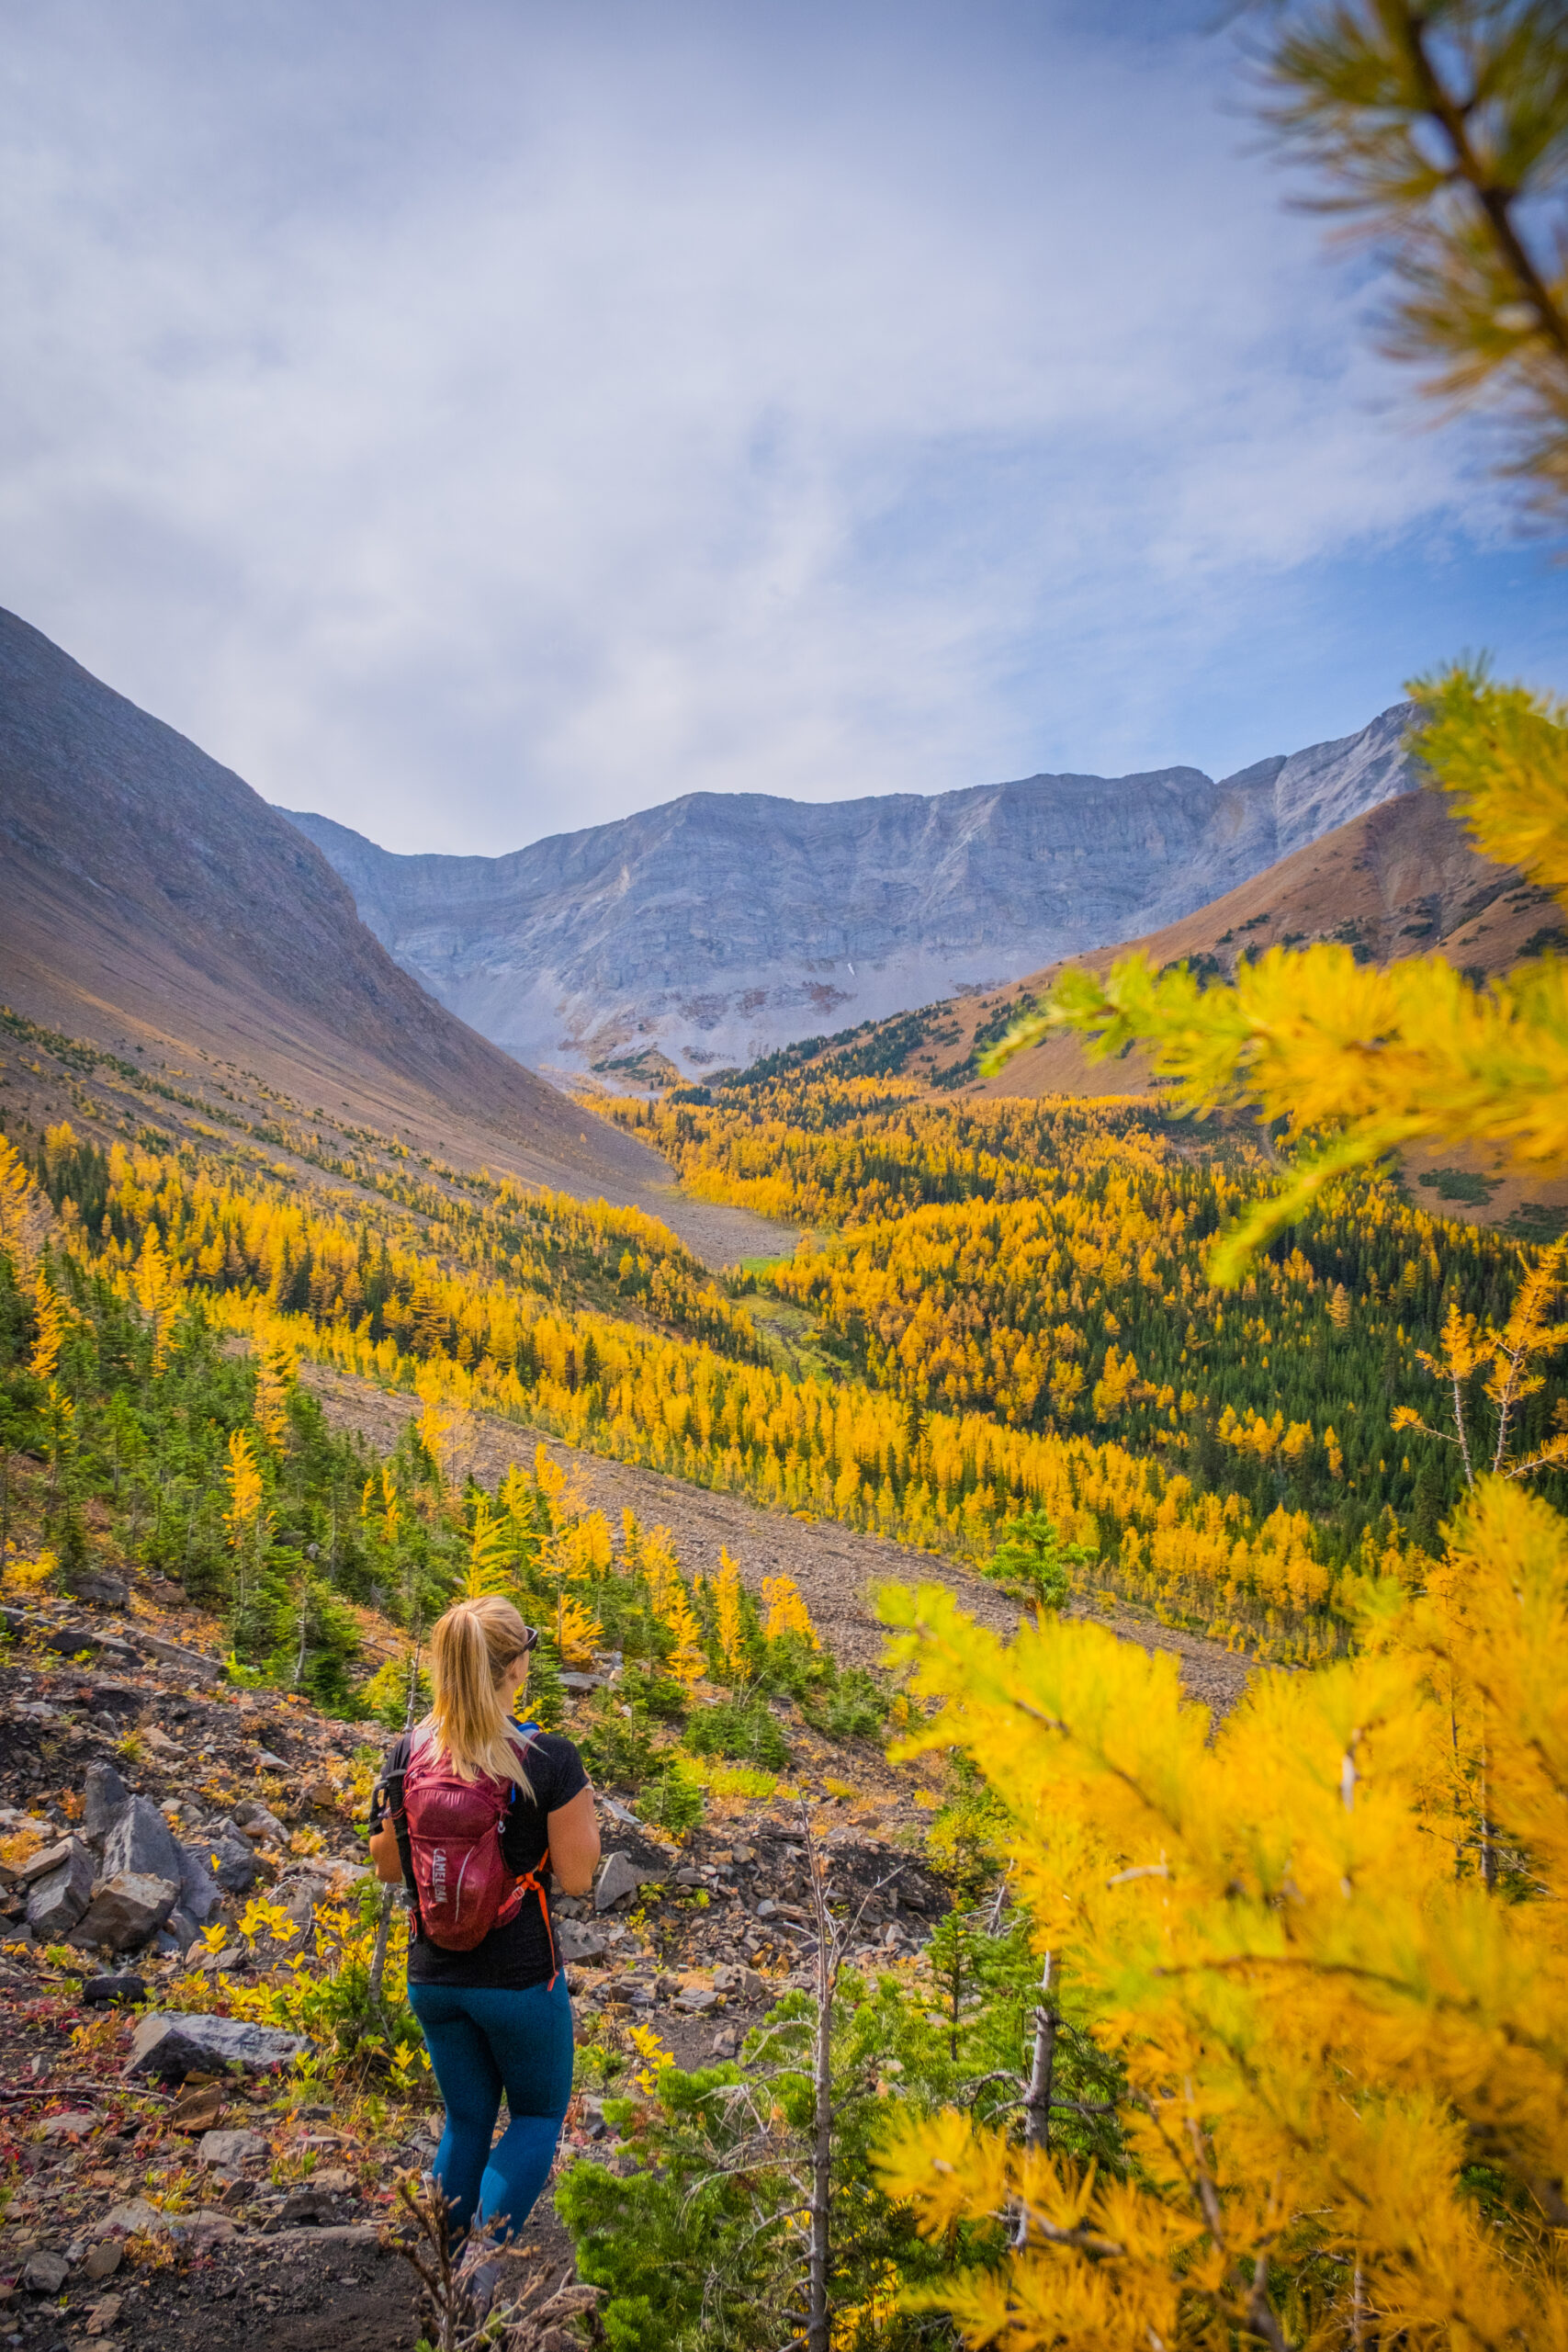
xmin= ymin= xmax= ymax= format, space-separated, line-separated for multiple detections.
xmin=3 ymin=6 xmax=1568 ymax=2352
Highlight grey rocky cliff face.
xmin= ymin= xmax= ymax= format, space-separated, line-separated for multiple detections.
xmin=282 ymin=704 xmax=1418 ymax=1078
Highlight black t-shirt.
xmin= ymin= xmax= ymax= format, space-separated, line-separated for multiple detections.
xmin=371 ymin=1724 xmax=590 ymax=1990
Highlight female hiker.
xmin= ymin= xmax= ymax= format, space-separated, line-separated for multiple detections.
xmin=368 ymin=1593 xmax=600 ymax=2265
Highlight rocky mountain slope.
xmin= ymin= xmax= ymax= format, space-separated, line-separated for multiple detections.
xmin=761 ymin=785 xmax=1568 ymax=1236
xmin=0 ymin=607 xmax=662 ymax=1206
xmin=951 ymin=785 xmax=1558 ymax=1102
xmin=282 ymin=705 xmax=1419 ymax=1080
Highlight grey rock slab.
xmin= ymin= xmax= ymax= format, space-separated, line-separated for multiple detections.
xmin=593 ymin=1851 xmax=648 ymax=1912
xmin=276 ymin=2188 xmax=334 ymax=2224
xmin=140 ymin=1634 xmax=220 ymax=1682
xmin=176 ymin=1840 xmax=224 ymax=1923
xmin=198 ymin=2129 xmax=265 ymax=2168
xmin=24 ymin=1841 xmax=96 ymax=1939
xmin=22 ymin=2249 xmax=69 ymax=2293
xmin=36 ymin=2110 xmax=100 ymax=2139
xmin=81 ymin=1971 xmax=146 ymax=2007
xmin=676 ymin=1987 xmax=718 ymax=2012
xmin=126 ymin=2010 xmax=311 ymax=2079
xmin=61 ymin=1568 xmax=129 ymax=1609
xmin=97 ymin=2197 xmax=179 ymax=2239
xmin=186 ymin=2209 xmax=239 ymax=2249
xmin=555 ymin=1917 xmax=608 ymax=1962
xmin=266 ymin=2222 xmax=383 ymax=2251
xmin=231 ymin=1800 xmax=288 ymax=1845
xmin=83 ymin=1762 xmax=130 ymax=1842
xmin=17 ymin=1838 xmax=77 ymax=1883
xmin=203 ymin=1826 xmax=260 ymax=1895
xmin=103 ymin=1795 xmax=183 ymax=1886
xmin=70 ymin=1870 xmax=179 ymax=1951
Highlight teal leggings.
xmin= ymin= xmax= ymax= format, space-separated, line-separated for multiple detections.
xmin=407 ymin=1974 xmax=575 ymax=2241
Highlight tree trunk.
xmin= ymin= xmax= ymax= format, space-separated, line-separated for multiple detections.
xmin=1014 ymin=1951 xmax=1057 ymax=2249
xmin=807 ymin=1943 xmax=832 ymax=2352
xmin=367 ymin=1887 xmax=395 ymax=2021
xmin=802 ymin=1809 xmax=835 ymax=2352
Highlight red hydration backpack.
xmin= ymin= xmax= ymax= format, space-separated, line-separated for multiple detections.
xmin=394 ymin=1728 xmax=549 ymax=1956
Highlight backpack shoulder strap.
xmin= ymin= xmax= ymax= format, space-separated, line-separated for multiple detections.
xmin=503 ymin=1722 xmax=558 ymax=1982
xmin=383 ymin=1736 xmax=423 ymax=1938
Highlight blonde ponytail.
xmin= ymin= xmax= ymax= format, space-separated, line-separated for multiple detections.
xmin=420 ymin=1596 xmax=536 ymax=1795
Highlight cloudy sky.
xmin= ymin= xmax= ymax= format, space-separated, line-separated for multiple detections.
xmin=1 ymin=0 xmax=1562 ymax=854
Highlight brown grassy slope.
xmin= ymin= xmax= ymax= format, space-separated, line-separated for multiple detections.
xmin=0 ymin=605 xmax=668 ymax=1204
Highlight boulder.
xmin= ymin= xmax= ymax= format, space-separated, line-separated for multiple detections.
xmin=96 ymin=2197 xmax=178 ymax=2240
xmin=84 ymin=2243 xmax=122 ymax=2281
xmin=163 ymin=1905 xmax=198 ymax=1954
xmin=231 ymin=1800 xmax=288 ymax=1846
xmin=26 ymin=1840 xmax=96 ymax=1939
xmin=176 ymin=1842 xmax=224 ymax=1924
xmin=592 ymin=1851 xmax=647 ymax=1913
xmin=276 ymin=2188 xmax=334 ymax=2225
xmin=140 ymin=1634 xmax=220 ymax=1683
xmin=186 ymin=2210 xmax=238 ymax=2252
xmin=555 ymin=1917 xmax=609 ymax=1962
xmin=69 ymin=1871 xmax=179 ymax=1951
xmin=197 ymin=2128 xmax=265 ymax=2169
xmin=103 ymin=1796 xmax=183 ymax=1886
xmin=203 ymin=1825 xmax=260 ymax=1896
xmin=81 ymin=1972 xmax=146 ymax=2007
xmin=22 ymin=2249 xmax=69 ymax=2293
xmin=62 ymin=1568 xmax=129 ymax=1609
xmin=36 ymin=2110 xmax=100 ymax=2139
xmin=126 ymin=2011 xmax=310 ymax=2079
xmin=711 ymin=1963 xmax=765 ymax=1998
xmin=83 ymin=1761 xmax=130 ymax=1843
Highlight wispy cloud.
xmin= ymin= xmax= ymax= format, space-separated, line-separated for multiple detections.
xmin=0 ymin=0 xmax=1553 ymax=852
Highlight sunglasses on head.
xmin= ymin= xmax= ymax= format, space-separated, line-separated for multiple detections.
xmin=517 ymin=1626 xmax=540 ymax=1655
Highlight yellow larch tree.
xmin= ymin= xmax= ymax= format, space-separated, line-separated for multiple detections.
xmin=222 ymin=1428 xmax=269 ymax=1612
xmin=556 ymin=1595 xmax=604 ymax=1668
xmin=714 ymin=1545 xmax=747 ymax=1676
xmin=361 ymin=1464 xmax=401 ymax=1547
xmin=0 ymin=1136 xmax=36 ymax=1271
xmin=131 ymin=1228 xmax=181 ymax=1374
xmin=27 ymin=1272 xmax=67 ymax=1387
xmin=253 ymin=1324 xmax=299 ymax=1453
xmin=464 ymin=1498 xmax=514 ymax=1600
xmin=762 ymin=1573 xmax=819 ymax=1650
xmin=643 ymin=1522 xmax=706 ymax=1685
xmin=875 ymin=1515 xmax=1568 ymax=2347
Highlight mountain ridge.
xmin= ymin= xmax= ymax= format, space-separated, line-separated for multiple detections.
xmin=0 ymin=605 xmax=669 ymax=1207
xmin=283 ymin=702 xmax=1419 ymax=1077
